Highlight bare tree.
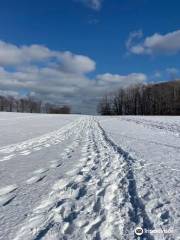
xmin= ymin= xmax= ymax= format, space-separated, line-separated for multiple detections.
xmin=98 ymin=80 xmax=180 ymax=116
xmin=0 ymin=95 xmax=71 ymax=114
xmin=97 ymin=95 xmax=112 ymax=115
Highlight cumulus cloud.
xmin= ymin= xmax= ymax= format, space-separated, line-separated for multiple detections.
xmin=76 ymin=0 xmax=103 ymax=10
xmin=96 ymin=73 xmax=147 ymax=84
xmin=0 ymin=40 xmax=147 ymax=114
xmin=126 ymin=29 xmax=180 ymax=55
xmin=0 ymin=40 xmax=95 ymax=74
xmin=57 ymin=51 xmax=96 ymax=74
xmin=0 ymin=41 xmax=53 ymax=66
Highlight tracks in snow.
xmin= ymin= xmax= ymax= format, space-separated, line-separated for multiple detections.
xmin=14 ymin=117 xmax=155 ymax=240
xmin=0 ymin=118 xmax=85 ymax=162
xmin=0 ymin=118 xmax=87 ymax=210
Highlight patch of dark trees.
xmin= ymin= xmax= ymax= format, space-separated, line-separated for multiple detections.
xmin=0 ymin=96 xmax=71 ymax=114
xmin=98 ymin=80 xmax=180 ymax=115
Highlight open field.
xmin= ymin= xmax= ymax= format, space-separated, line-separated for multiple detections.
xmin=0 ymin=113 xmax=179 ymax=240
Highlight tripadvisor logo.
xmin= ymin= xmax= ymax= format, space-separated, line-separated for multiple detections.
xmin=135 ymin=227 xmax=144 ymax=236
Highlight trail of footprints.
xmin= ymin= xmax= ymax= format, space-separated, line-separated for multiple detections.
xmin=0 ymin=120 xmax=84 ymax=207
xmin=1 ymin=117 xmax=176 ymax=239
xmin=131 ymin=151 xmax=177 ymax=238
xmin=0 ymin=124 xmax=84 ymax=207
xmin=0 ymin=118 xmax=85 ymax=162
xmin=13 ymin=118 xmax=139 ymax=240
xmin=14 ymin=118 xmax=176 ymax=240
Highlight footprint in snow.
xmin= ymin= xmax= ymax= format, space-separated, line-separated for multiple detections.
xmin=0 ymin=184 xmax=17 ymax=206
xmin=33 ymin=168 xmax=49 ymax=175
xmin=20 ymin=150 xmax=31 ymax=156
xmin=26 ymin=175 xmax=46 ymax=185
xmin=0 ymin=184 xmax=17 ymax=196
xmin=50 ymin=161 xmax=62 ymax=169
xmin=0 ymin=154 xmax=15 ymax=161
xmin=0 ymin=194 xmax=16 ymax=206
xmin=84 ymin=216 xmax=104 ymax=235
xmin=33 ymin=147 xmax=42 ymax=151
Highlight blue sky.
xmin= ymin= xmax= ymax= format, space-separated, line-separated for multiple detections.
xmin=0 ymin=0 xmax=180 ymax=113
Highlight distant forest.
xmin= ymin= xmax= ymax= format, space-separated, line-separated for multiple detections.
xmin=98 ymin=80 xmax=180 ymax=115
xmin=0 ymin=96 xmax=71 ymax=114
xmin=1 ymin=80 xmax=180 ymax=115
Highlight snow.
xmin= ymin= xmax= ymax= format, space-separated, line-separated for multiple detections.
xmin=0 ymin=113 xmax=179 ymax=240
xmin=0 ymin=112 xmax=80 ymax=147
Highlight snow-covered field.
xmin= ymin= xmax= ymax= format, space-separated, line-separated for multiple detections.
xmin=0 ymin=113 xmax=179 ymax=240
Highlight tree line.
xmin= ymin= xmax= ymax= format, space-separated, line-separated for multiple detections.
xmin=98 ymin=80 xmax=180 ymax=115
xmin=0 ymin=95 xmax=71 ymax=114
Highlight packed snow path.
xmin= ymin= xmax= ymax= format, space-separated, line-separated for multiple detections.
xmin=0 ymin=114 xmax=179 ymax=240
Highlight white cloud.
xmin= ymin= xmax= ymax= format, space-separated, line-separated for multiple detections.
xmin=0 ymin=89 xmax=21 ymax=98
xmin=0 ymin=40 xmax=95 ymax=74
xmin=126 ymin=29 xmax=180 ymax=55
xmin=76 ymin=0 xmax=103 ymax=10
xmin=57 ymin=51 xmax=96 ymax=74
xmin=0 ymin=65 xmax=147 ymax=113
xmin=96 ymin=73 xmax=147 ymax=85
xmin=0 ymin=40 xmax=147 ymax=114
xmin=0 ymin=41 xmax=53 ymax=66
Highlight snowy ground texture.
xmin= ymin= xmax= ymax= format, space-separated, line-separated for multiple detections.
xmin=0 ymin=113 xmax=179 ymax=240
